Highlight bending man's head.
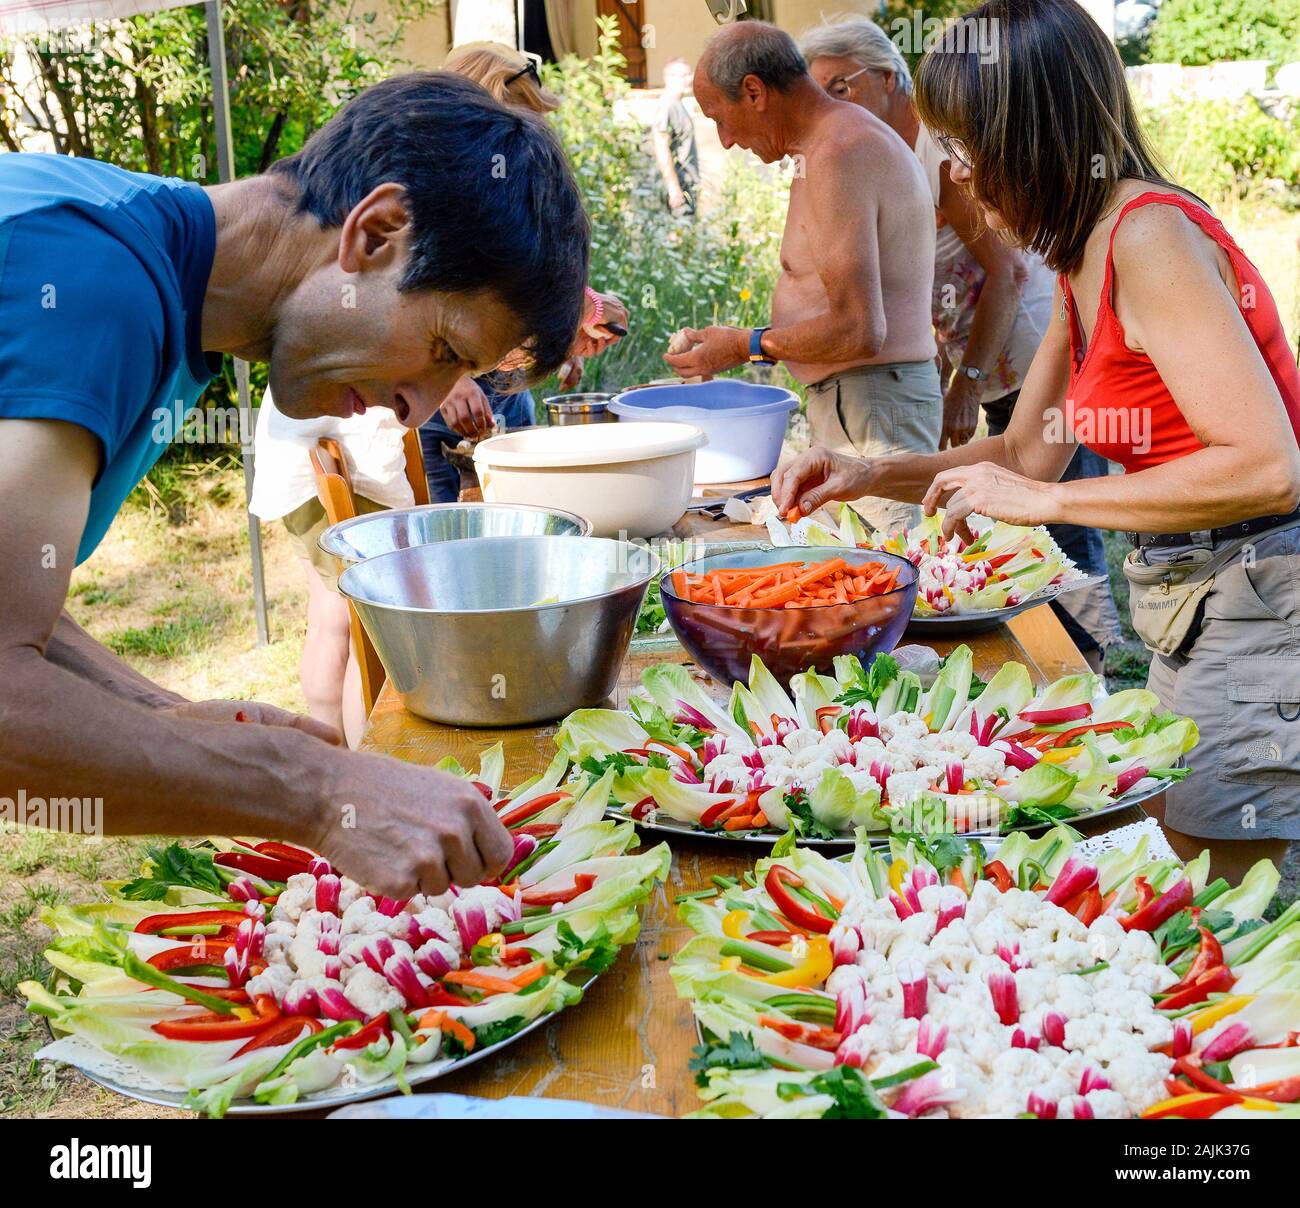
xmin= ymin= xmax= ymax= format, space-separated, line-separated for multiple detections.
xmin=694 ymin=21 xmax=808 ymax=163
xmin=266 ymin=72 xmax=588 ymax=424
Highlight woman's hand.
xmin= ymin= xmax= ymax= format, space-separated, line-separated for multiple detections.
xmin=572 ymin=289 xmax=628 ymax=358
xmin=772 ymin=447 xmax=874 ymax=516
xmin=922 ymin=461 xmax=1063 ymax=543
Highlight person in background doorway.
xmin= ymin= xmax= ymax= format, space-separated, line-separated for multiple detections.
xmin=652 ymin=58 xmax=700 ymax=217
xmin=421 ymin=42 xmax=627 ymax=497
xmin=799 ymin=13 xmax=1121 ymax=670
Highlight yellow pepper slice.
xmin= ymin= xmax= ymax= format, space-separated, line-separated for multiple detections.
xmin=722 ymin=910 xmax=749 ymax=941
xmin=1187 ymin=994 xmax=1254 ymax=1034
xmin=760 ymin=935 xmax=832 ymax=989
xmin=889 ymin=859 xmax=908 ymax=894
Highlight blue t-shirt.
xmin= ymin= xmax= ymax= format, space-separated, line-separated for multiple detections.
xmin=0 ymin=153 xmax=218 ymax=563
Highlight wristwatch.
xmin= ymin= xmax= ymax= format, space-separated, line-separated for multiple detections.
xmin=749 ymin=327 xmax=776 ymax=366
xmin=958 ymin=363 xmax=989 ymax=382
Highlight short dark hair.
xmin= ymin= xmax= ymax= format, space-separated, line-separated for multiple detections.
xmin=705 ymin=21 xmax=807 ymax=100
xmin=271 ymin=72 xmax=589 ymax=385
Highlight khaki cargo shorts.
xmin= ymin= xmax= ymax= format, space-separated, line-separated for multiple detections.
xmin=1146 ymin=522 xmax=1300 ymax=840
xmin=282 ymin=495 xmax=387 ymax=591
xmin=805 ymin=361 xmax=942 ymax=535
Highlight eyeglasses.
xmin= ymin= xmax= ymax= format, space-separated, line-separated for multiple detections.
xmin=826 ymin=65 xmax=873 ymax=99
xmin=505 ymin=54 xmax=542 ymax=87
xmin=936 ymin=134 xmax=973 ymax=170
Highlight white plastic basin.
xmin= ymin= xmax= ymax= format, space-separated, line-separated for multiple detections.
xmin=472 ymin=421 xmax=707 ymax=538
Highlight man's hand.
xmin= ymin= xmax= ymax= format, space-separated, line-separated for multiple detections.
xmin=772 ymin=447 xmax=874 ymax=516
xmin=921 ymin=461 xmax=1063 ymax=544
xmin=311 ymin=754 xmax=514 ymax=898
xmin=571 ymin=290 xmax=628 ymax=359
xmin=668 ymin=184 xmax=687 ymax=211
xmin=161 ymin=699 xmax=342 ymax=745
xmin=438 ymin=376 xmax=495 ymax=439
xmin=940 ymin=375 xmax=981 ymax=449
xmin=662 ymin=326 xmax=747 ymax=379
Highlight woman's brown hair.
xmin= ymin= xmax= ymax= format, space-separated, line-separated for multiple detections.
xmin=913 ymin=0 xmax=1175 ymax=273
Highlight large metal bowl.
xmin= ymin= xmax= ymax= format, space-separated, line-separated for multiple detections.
xmin=662 ymin=546 xmax=919 ymax=686
xmin=338 ymin=536 xmax=659 ymax=726
xmin=318 ymin=503 xmax=591 ymax=569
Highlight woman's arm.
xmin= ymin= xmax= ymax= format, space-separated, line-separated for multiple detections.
xmin=926 ymin=206 xmax=1300 ymax=538
xmin=774 ymin=287 xmax=1077 ymax=514
xmin=935 ymin=169 xmax=1031 ymax=448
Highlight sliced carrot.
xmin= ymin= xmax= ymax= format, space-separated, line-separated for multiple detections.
xmin=442 ymin=969 xmax=520 ymax=995
xmin=723 ymin=814 xmax=758 ymax=831
xmin=510 ymin=962 xmax=547 ymax=989
xmin=416 ymin=1010 xmax=477 ymax=1050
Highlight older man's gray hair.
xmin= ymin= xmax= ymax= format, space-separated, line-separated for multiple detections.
xmin=703 ymin=21 xmax=807 ymax=99
xmin=798 ymin=13 xmax=912 ymax=94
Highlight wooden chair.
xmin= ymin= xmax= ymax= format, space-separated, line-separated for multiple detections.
xmin=309 ymin=430 xmax=429 ymax=717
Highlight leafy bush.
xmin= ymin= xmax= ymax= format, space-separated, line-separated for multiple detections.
xmin=541 ymin=17 xmax=788 ymax=393
xmin=1140 ymin=95 xmax=1300 ymax=204
xmin=1147 ymin=0 xmax=1300 ymax=67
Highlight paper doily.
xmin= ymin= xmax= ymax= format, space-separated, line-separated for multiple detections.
xmin=1075 ymin=816 xmax=1178 ymax=862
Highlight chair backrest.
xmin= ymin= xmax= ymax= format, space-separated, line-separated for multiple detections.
xmin=403 ymin=428 xmax=430 ymax=506
xmin=309 ymin=438 xmax=387 ymax=718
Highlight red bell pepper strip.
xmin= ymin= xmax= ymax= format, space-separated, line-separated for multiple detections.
xmin=984 ymin=860 xmax=1013 ymax=893
xmin=1246 ymin=1077 xmax=1300 ymax=1103
xmin=699 ymin=798 xmax=740 ymax=829
xmin=1067 ymin=886 xmax=1105 ymax=926
xmin=745 ymin=930 xmax=795 ymax=945
xmin=1018 ymin=703 xmax=1092 ymax=725
xmin=147 ymin=940 xmax=233 ymax=975
xmin=135 ymin=910 xmax=248 ymax=936
xmin=213 ymin=851 xmax=303 ymax=883
xmin=1165 ymin=1077 xmax=1199 ymax=1098
xmin=520 ymin=872 xmax=596 ymax=908
xmin=1134 ymin=876 xmax=1155 ymax=909
xmin=152 ymin=994 xmax=280 ymax=1041
xmin=758 ymin=1015 xmax=842 ymax=1051
xmin=498 ymin=791 xmax=570 ymax=829
xmin=253 ymin=841 xmax=315 ymax=867
xmin=1158 ymin=965 xmax=1236 ymax=1011
xmin=764 ymin=866 xmax=835 ymax=934
xmin=332 ymin=1014 xmax=392 ymax=1051
xmin=1174 ymin=1056 xmax=1237 ymax=1096
xmin=1168 ymin=926 xmax=1226 ymax=993
xmin=1143 ymin=1092 xmax=1241 ymax=1119
xmin=1121 ymin=876 xmax=1192 ymax=932
xmin=233 ymin=1015 xmax=321 ymax=1056
xmin=513 ymin=823 xmax=561 ymax=839
xmin=1043 ymin=720 xmax=1139 ymax=748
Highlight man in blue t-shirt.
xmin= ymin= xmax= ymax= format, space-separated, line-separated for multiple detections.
xmin=0 ymin=73 xmax=591 ymax=897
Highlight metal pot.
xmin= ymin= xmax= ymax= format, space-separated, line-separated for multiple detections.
xmin=543 ymin=392 xmax=616 ymax=426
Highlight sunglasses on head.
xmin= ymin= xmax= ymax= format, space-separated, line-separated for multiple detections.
xmin=705 ymin=0 xmax=747 ymax=24
xmin=505 ymin=55 xmax=542 ymax=87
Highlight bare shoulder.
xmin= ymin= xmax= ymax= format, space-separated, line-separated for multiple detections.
xmin=1109 ymin=192 xmax=1224 ymax=281
xmin=807 ymin=105 xmax=911 ymax=189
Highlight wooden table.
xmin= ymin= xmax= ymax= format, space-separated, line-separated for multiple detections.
xmin=358 ymin=507 xmax=1146 ymax=1117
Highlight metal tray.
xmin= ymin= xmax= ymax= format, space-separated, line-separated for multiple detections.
xmin=51 ymin=969 xmax=599 ymax=1117
xmin=606 ymin=776 xmax=1167 ymax=849
xmin=905 ymin=576 xmax=1107 ymax=636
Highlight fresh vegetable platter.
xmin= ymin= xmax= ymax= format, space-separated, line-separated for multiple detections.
xmin=21 ymin=747 xmax=669 ymax=1117
xmin=763 ymin=503 xmax=1095 ymax=628
xmin=675 ymin=828 xmax=1300 ymax=1119
xmin=555 ymin=644 xmax=1198 ymax=843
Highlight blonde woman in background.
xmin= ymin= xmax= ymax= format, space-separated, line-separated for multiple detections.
xmin=422 ymin=42 xmax=629 ymax=498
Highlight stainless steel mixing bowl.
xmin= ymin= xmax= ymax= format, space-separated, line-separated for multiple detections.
xmin=338 ymin=536 xmax=660 ymax=726
xmin=319 ymin=503 xmax=591 ymax=568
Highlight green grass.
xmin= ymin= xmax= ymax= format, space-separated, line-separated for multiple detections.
xmin=106 ymin=603 xmax=231 ymax=660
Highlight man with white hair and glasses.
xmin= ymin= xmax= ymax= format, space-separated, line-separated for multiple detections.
xmin=798 ymin=13 xmax=1121 ymax=670
xmin=664 ymin=20 xmax=939 ymax=535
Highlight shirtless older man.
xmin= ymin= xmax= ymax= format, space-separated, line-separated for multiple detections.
xmin=664 ymin=21 xmax=938 ymax=532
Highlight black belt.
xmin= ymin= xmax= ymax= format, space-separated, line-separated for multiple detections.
xmin=1130 ymin=507 xmax=1300 ymax=550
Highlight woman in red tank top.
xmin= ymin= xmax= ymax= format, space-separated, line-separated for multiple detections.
xmin=773 ymin=0 xmax=1300 ymax=874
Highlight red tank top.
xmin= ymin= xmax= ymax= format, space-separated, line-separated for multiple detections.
xmin=1061 ymin=191 xmax=1300 ymax=473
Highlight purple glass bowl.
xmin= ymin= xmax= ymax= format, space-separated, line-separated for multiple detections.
xmin=662 ymin=547 xmax=919 ymax=687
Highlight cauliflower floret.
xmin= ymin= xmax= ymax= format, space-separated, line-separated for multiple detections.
xmin=342 ymin=966 xmax=405 ymax=1016
xmin=246 ymin=963 xmax=294 ymax=1002
xmin=781 ymin=728 xmax=820 ymax=753
xmin=930 ymin=730 xmax=977 ymax=758
xmin=884 ymin=769 xmax=937 ymax=809
xmin=272 ymin=872 xmax=318 ymax=923
xmin=412 ymin=906 xmax=458 ymax=948
xmin=341 ymin=896 xmax=379 ymax=935
xmin=963 ymin=745 xmax=1007 ymax=783
xmin=964 ymin=878 xmax=1002 ymax=928
xmin=939 ymin=1051 xmax=992 ymax=1119
xmin=338 ymin=877 xmax=367 ymax=912
xmin=881 ymin=712 xmax=929 ymax=742
xmin=1084 ymin=1089 xmax=1131 ymax=1119
xmin=263 ymin=931 xmax=293 ymax=963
